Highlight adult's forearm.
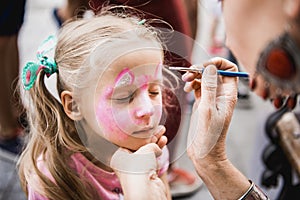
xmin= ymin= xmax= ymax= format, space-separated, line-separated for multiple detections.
xmin=193 ymin=159 xmax=251 ymax=200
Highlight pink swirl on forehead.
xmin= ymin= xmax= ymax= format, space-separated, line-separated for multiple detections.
xmin=114 ymin=68 xmax=135 ymax=88
xmin=154 ymin=62 xmax=163 ymax=78
xmin=137 ymin=75 xmax=149 ymax=90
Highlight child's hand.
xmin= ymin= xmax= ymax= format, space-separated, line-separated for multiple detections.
xmin=110 ymin=143 xmax=168 ymax=199
xmin=110 ymin=125 xmax=167 ymax=174
xmin=150 ymin=125 xmax=168 ymax=149
xmin=182 ymin=57 xmax=238 ymax=166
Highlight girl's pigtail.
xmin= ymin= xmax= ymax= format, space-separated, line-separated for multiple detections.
xmin=24 ymin=71 xmax=91 ymax=199
xmin=19 ymin=36 xmax=92 ymax=199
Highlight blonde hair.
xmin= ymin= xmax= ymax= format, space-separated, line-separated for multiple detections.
xmin=18 ymin=6 xmax=176 ymax=200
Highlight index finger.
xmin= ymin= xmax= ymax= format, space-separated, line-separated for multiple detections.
xmin=181 ymin=65 xmax=204 ymax=82
xmin=203 ymin=57 xmax=239 ymax=84
xmin=203 ymin=57 xmax=238 ymax=72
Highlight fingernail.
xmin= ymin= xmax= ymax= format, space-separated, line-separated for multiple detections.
xmin=156 ymin=125 xmax=164 ymax=133
xmin=205 ymin=65 xmax=217 ymax=75
xmin=182 ymin=72 xmax=189 ymax=81
xmin=151 ymin=136 xmax=158 ymax=143
xmin=149 ymin=171 xmax=158 ymax=180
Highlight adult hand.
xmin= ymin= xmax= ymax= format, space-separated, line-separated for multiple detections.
xmin=183 ymin=57 xmax=238 ymax=166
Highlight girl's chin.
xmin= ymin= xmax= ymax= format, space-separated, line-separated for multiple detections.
xmin=121 ymin=140 xmax=154 ymax=152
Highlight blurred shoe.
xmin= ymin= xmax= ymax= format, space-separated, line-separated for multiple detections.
xmin=168 ymin=167 xmax=203 ymax=198
xmin=0 ymin=142 xmax=27 ymax=200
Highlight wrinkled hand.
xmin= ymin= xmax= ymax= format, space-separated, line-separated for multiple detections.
xmin=110 ymin=125 xmax=168 ymax=200
xmin=183 ymin=57 xmax=238 ymax=165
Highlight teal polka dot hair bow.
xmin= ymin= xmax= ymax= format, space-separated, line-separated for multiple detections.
xmin=22 ymin=35 xmax=58 ymax=90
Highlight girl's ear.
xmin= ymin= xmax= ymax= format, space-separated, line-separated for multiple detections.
xmin=61 ymin=90 xmax=83 ymax=120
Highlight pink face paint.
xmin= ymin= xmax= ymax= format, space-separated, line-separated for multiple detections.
xmin=135 ymin=62 xmax=162 ymax=90
xmin=93 ymin=63 xmax=164 ymax=145
xmin=114 ymin=68 xmax=135 ymax=88
xmin=95 ymin=68 xmax=136 ymax=140
xmin=136 ymin=75 xmax=149 ymax=91
xmin=103 ymin=86 xmax=113 ymax=98
xmin=95 ymin=93 xmax=130 ymax=141
xmin=154 ymin=62 xmax=163 ymax=78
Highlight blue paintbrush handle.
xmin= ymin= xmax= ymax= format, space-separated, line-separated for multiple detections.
xmin=217 ymin=70 xmax=249 ymax=77
xmin=168 ymin=67 xmax=249 ymax=78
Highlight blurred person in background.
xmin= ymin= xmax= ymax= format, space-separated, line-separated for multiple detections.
xmin=0 ymin=1 xmax=27 ymax=199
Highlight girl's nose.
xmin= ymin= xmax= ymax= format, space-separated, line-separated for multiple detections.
xmin=135 ymin=106 xmax=154 ymax=118
xmin=134 ymin=94 xmax=155 ymax=119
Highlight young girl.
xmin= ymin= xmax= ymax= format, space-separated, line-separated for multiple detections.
xmin=18 ymin=7 xmax=177 ymax=200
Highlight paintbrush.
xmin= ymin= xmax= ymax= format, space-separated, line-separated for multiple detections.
xmin=168 ymin=66 xmax=249 ymax=78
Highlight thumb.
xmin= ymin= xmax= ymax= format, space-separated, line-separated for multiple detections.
xmin=201 ymin=65 xmax=218 ymax=105
xmin=110 ymin=146 xmax=157 ymax=174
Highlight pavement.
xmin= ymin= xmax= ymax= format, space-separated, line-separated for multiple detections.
xmin=0 ymin=150 xmax=26 ymax=200
xmin=0 ymin=0 xmax=286 ymax=199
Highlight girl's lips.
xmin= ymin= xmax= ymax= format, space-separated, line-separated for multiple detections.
xmin=132 ymin=127 xmax=155 ymax=138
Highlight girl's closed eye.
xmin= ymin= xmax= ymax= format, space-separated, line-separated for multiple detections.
xmin=111 ymin=91 xmax=136 ymax=104
xmin=148 ymin=84 xmax=162 ymax=97
xmin=110 ymin=84 xmax=161 ymax=103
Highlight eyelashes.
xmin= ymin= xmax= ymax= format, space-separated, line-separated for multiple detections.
xmin=149 ymin=91 xmax=160 ymax=96
xmin=111 ymin=88 xmax=161 ymax=104
xmin=112 ymin=93 xmax=135 ymax=103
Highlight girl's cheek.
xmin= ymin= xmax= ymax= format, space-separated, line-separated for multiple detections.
xmin=95 ymin=95 xmax=129 ymax=140
xmin=156 ymin=103 xmax=163 ymax=123
xmin=158 ymin=104 xmax=163 ymax=119
xmin=95 ymin=100 xmax=111 ymax=134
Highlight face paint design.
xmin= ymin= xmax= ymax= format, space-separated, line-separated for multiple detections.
xmin=154 ymin=62 xmax=163 ymax=78
xmin=114 ymin=68 xmax=135 ymax=88
xmin=95 ymin=91 xmax=130 ymax=140
xmin=93 ymin=61 xmax=163 ymax=150
xmin=136 ymin=62 xmax=162 ymax=90
xmin=136 ymin=75 xmax=149 ymax=90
